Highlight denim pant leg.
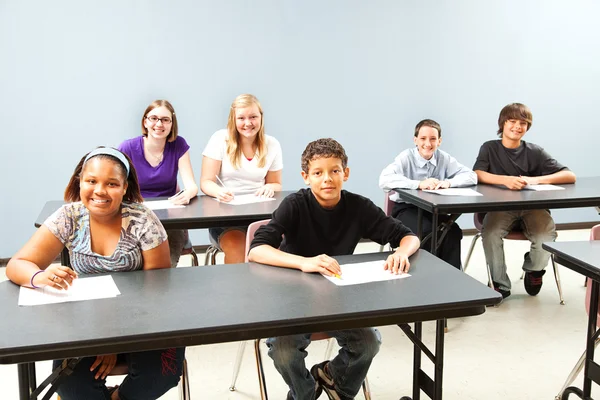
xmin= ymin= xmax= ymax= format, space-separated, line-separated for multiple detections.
xmin=118 ymin=347 xmax=185 ymax=400
xmin=166 ymin=229 xmax=187 ymax=268
xmin=481 ymin=211 xmax=520 ymax=291
xmin=520 ymin=209 xmax=557 ymax=272
xmin=52 ymin=357 xmax=111 ymax=400
xmin=266 ymin=334 xmax=315 ymax=400
xmin=326 ymin=328 xmax=382 ymax=399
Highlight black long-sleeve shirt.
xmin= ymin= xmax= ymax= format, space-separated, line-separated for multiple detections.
xmin=250 ymin=188 xmax=415 ymax=257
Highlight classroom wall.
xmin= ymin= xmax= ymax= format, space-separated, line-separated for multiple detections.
xmin=1 ymin=0 xmax=599 ymax=258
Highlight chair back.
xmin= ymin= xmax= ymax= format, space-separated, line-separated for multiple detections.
xmin=473 ymin=213 xmax=485 ymax=231
xmin=585 ymin=224 xmax=600 ymax=326
xmin=383 ymin=193 xmax=395 ymax=217
xmin=245 ymin=219 xmax=272 ymax=262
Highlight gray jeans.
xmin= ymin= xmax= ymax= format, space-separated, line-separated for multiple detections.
xmin=481 ymin=210 xmax=557 ymax=291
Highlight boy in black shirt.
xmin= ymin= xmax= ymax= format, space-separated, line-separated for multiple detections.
xmin=473 ymin=103 xmax=576 ymax=299
xmin=249 ymin=138 xmax=420 ymax=400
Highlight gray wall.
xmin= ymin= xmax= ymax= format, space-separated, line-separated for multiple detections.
xmin=2 ymin=0 xmax=599 ymax=258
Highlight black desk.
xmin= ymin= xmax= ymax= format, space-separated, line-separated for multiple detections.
xmin=395 ymin=177 xmax=600 ymax=254
xmin=0 ymin=251 xmax=501 ymax=400
xmin=543 ymin=241 xmax=600 ymax=399
xmin=34 ymin=191 xmax=296 ymax=230
xmin=34 ymin=191 xmax=295 ymax=267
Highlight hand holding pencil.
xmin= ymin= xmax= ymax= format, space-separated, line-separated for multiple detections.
xmin=215 ymin=175 xmax=234 ymax=202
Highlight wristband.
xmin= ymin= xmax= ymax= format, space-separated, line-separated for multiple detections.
xmin=30 ymin=270 xmax=44 ymax=289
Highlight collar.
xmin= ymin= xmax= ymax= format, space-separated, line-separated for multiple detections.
xmin=412 ymin=147 xmax=438 ymax=168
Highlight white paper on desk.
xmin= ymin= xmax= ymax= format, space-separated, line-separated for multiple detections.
xmin=321 ymin=261 xmax=411 ymax=286
xmin=523 ymin=184 xmax=565 ymax=191
xmin=143 ymin=200 xmax=186 ymax=210
xmin=214 ymin=193 xmax=276 ymax=206
xmin=422 ymin=188 xmax=483 ymax=196
xmin=18 ymin=275 xmax=121 ymax=306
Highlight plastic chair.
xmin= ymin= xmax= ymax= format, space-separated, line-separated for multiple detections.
xmin=554 ymin=224 xmax=600 ymax=399
xmin=379 ymin=193 xmax=396 ymax=252
xmin=58 ymin=358 xmax=190 ymax=400
xmin=463 ymin=212 xmax=565 ymax=304
xmin=228 ymin=219 xmax=372 ymax=400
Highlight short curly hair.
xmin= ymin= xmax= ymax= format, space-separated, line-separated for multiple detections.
xmin=301 ymin=138 xmax=348 ymax=173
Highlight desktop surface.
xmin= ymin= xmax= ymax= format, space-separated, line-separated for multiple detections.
xmin=0 ymin=250 xmax=500 ymax=364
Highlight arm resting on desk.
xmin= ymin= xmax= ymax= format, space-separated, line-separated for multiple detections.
xmin=6 ymin=226 xmax=76 ymax=289
xmin=248 ymin=245 xmax=342 ymax=277
xmin=384 ymin=235 xmax=421 ymax=274
xmin=521 ymin=170 xmax=577 ymax=185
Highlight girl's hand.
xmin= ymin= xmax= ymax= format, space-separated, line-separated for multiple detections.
xmin=255 ymin=184 xmax=275 ymax=198
xmin=90 ymin=354 xmax=117 ymax=379
xmin=35 ymin=265 xmax=77 ymax=290
xmin=169 ymin=189 xmax=192 ymax=205
xmin=217 ymin=189 xmax=234 ymax=202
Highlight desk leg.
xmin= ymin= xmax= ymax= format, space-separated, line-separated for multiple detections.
xmin=17 ymin=363 xmax=30 ymax=400
xmin=28 ymin=363 xmax=37 ymax=397
xmin=430 ymin=213 xmax=438 ymax=256
xmin=583 ymin=280 xmax=599 ymax=397
xmin=412 ymin=322 xmax=422 ymax=400
xmin=417 ymin=208 xmax=423 ymax=239
xmin=434 ymin=320 xmax=445 ymax=400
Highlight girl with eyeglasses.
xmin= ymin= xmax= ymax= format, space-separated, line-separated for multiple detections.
xmin=200 ymin=94 xmax=283 ymax=264
xmin=119 ymin=100 xmax=198 ymax=267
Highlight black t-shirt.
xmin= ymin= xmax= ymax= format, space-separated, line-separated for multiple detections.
xmin=250 ymin=188 xmax=415 ymax=257
xmin=473 ymin=140 xmax=567 ymax=176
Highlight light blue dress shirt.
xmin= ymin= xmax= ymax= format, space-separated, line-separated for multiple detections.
xmin=379 ymin=147 xmax=477 ymax=203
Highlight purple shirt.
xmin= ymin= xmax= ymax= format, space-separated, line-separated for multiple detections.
xmin=119 ymin=136 xmax=190 ymax=198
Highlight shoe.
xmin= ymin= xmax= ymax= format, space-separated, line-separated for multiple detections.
xmin=492 ymin=281 xmax=511 ymax=299
xmin=310 ymin=361 xmax=344 ymax=400
xmin=524 ymin=269 xmax=546 ymax=296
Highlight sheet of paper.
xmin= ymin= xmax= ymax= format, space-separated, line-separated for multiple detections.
xmin=144 ymin=200 xmax=186 ymax=210
xmin=214 ymin=193 xmax=277 ymax=206
xmin=18 ymin=275 xmax=121 ymax=306
xmin=523 ymin=184 xmax=565 ymax=191
xmin=321 ymin=260 xmax=411 ymax=286
xmin=423 ymin=188 xmax=483 ymax=196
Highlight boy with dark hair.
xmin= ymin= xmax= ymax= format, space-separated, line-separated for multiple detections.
xmin=379 ymin=119 xmax=477 ymax=270
xmin=473 ymin=103 xmax=576 ymax=299
xmin=249 ymin=138 xmax=420 ymax=400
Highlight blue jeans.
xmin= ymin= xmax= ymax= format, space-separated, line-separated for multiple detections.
xmin=52 ymin=347 xmax=185 ymax=400
xmin=481 ymin=210 xmax=557 ymax=291
xmin=266 ymin=328 xmax=381 ymax=400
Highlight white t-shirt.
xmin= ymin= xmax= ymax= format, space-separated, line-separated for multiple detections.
xmin=202 ymin=129 xmax=283 ymax=193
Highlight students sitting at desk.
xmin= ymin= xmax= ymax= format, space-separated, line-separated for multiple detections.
xmin=473 ymin=103 xmax=577 ymax=299
xmin=6 ymin=147 xmax=185 ymax=400
xmin=119 ymin=99 xmax=198 ymax=267
xmin=248 ymin=138 xmax=420 ymax=400
xmin=379 ymin=118 xmax=477 ymax=270
xmin=200 ymin=93 xmax=283 ymax=264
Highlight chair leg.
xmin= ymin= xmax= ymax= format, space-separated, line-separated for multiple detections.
xmin=190 ymin=249 xmax=199 ymax=267
xmin=179 ymin=358 xmax=191 ymax=400
xmin=229 ymin=341 xmax=247 ymax=391
xmin=324 ymin=338 xmax=335 ymax=360
xmin=462 ymin=233 xmax=481 ymax=272
xmin=555 ymin=336 xmax=600 ymax=399
xmin=209 ymin=247 xmax=219 ymax=265
xmin=552 ymin=256 xmax=565 ymax=305
xmin=253 ymin=339 xmax=268 ymax=400
xmin=362 ymin=376 xmax=372 ymax=400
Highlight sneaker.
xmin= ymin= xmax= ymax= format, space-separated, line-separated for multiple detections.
xmin=492 ymin=282 xmax=511 ymax=299
xmin=524 ymin=270 xmax=546 ymax=296
xmin=310 ymin=361 xmax=344 ymax=400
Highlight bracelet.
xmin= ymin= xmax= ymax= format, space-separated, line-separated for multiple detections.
xmin=30 ymin=270 xmax=44 ymax=289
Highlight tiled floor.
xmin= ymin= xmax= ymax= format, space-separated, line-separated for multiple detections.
xmin=0 ymin=230 xmax=595 ymax=399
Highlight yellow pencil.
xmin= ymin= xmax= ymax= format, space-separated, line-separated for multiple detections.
xmin=334 ymin=274 xmax=342 ymax=280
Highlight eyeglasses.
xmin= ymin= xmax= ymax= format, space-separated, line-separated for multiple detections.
xmin=146 ymin=116 xmax=172 ymax=125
